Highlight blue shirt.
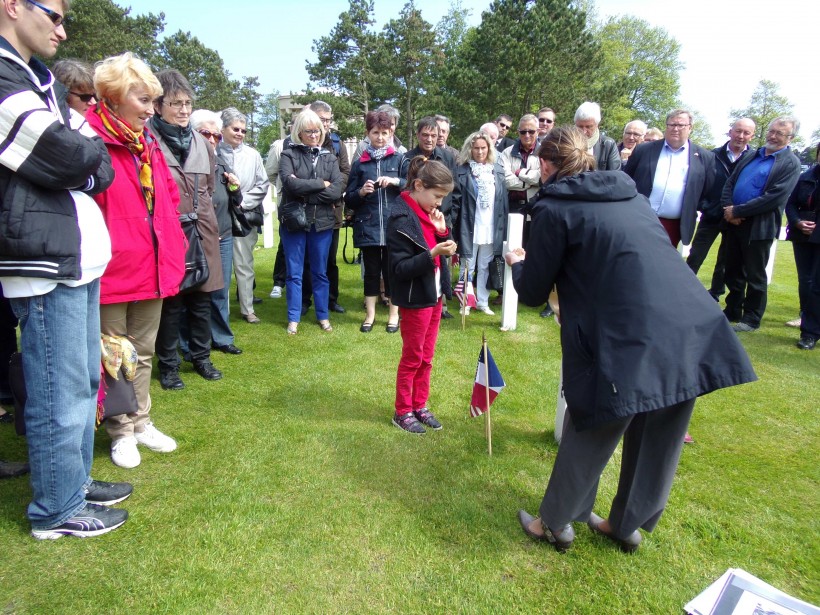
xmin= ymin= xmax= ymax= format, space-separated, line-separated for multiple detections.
xmin=649 ymin=141 xmax=689 ymax=219
xmin=732 ymin=146 xmax=789 ymax=205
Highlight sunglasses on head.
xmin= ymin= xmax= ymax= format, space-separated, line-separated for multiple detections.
xmin=198 ymin=129 xmax=223 ymax=142
xmin=70 ymin=91 xmax=95 ymax=103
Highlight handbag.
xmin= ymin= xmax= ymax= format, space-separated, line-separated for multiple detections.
xmin=243 ymin=204 xmax=264 ymax=227
xmin=486 ymin=255 xmax=505 ymax=291
xmin=280 ymin=200 xmax=308 ymax=232
xmin=230 ymin=203 xmax=252 ymax=237
xmin=179 ymin=176 xmax=210 ymax=292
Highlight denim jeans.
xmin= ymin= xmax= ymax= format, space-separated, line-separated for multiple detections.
xmin=10 ymin=281 xmax=100 ymax=529
xmin=280 ymin=225 xmax=332 ymax=322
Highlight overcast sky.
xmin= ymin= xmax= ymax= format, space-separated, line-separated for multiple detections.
xmin=132 ymin=0 xmax=819 ymax=145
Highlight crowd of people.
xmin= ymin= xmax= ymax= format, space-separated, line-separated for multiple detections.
xmin=0 ymin=0 xmax=814 ymax=549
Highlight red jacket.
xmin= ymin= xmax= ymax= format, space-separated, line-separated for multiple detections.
xmin=86 ymin=109 xmax=187 ymax=304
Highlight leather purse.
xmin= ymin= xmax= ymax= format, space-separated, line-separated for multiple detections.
xmin=280 ymin=200 xmax=308 ymax=232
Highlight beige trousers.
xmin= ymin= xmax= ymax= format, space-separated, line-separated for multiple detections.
xmin=101 ymin=299 xmax=163 ymax=440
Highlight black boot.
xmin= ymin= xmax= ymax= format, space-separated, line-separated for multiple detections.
xmin=193 ymin=359 xmax=223 ymax=381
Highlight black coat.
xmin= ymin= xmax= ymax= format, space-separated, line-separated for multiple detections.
xmin=623 ymin=139 xmax=714 ymax=245
xmin=592 ymin=134 xmax=621 ymax=171
xmin=344 ymin=149 xmax=403 ymax=247
xmin=451 ymin=163 xmax=508 ymax=257
xmin=399 ymin=146 xmax=458 ymax=225
xmin=279 ymin=144 xmax=345 ymax=233
xmin=387 ymin=195 xmax=452 ymax=308
xmin=721 ymin=146 xmax=802 ymax=241
xmin=512 ymin=171 xmax=756 ymax=431
xmin=700 ymin=142 xmax=753 ymax=224
xmin=784 ymin=164 xmax=820 ymax=244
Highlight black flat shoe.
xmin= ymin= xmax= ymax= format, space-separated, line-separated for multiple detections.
xmin=360 ymin=321 xmax=373 ymax=333
xmin=517 ymin=510 xmax=574 ymax=553
xmin=385 ymin=322 xmax=399 ymax=333
xmin=587 ymin=512 xmax=642 ymax=553
xmin=796 ymin=335 xmax=817 ymax=350
xmin=330 ymin=303 xmax=346 ymax=314
xmin=213 ymin=343 xmax=243 ymax=355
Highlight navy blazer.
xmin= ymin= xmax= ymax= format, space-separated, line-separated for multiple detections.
xmin=623 ymin=139 xmax=714 ymax=245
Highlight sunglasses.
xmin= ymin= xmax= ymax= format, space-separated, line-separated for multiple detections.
xmin=26 ymin=0 xmax=64 ymax=26
xmin=231 ymin=127 xmax=248 ymax=134
xmin=538 ymin=118 xmax=555 ymax=124
xmin=519 ymin=130 xmax=537 ymax=135
xmin=498 ymin=123 xmax=511 ymax=129
xmin=70 ymin=91 xmax=95 ymax=103
xmin=198 ymin=129 xmax=223 ymax=142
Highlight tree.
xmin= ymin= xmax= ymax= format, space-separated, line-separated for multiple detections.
xmin=729 ymin=80 xmax=794 ymax=149
xmin=156 ymin=31 xmax=238 ymax=112
xmin=254 ymin=92 xmax=281 ymax=157
xmin=56 ymin=0 xmax=164 ymax=65
xmin=306 ymin=0 xmax=381 ymax=116
xmin=455 ymin=0 xmax=600 ymax=130
xmin=236 ymin=76 xmax=262 ymax=144
xmin=592 ymin=16 xmax=683 ymax=135
xmin=376 ymin=2 xmax=443 ymax=144
xmin=687 ymin=107 xmax=714 ymax=149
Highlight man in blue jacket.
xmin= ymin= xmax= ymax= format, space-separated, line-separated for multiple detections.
xmin=0 ymin=0 xmax=131 ymax=538
xmin=722 ymin=116 xmax=802 ymax=332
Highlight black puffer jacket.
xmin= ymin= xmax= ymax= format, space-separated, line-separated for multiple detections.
xmin=785 ymin=164 xmax=820 ymax=244
xmin=345 ymin=149 xmax=403 ymax=247
xmin=451 ymin=163 xmax=508 ymax=258
xmin=387 ymin=195 xmax=452 ymax=308
xmin=279 ymin=144 xmax=344 ymax=232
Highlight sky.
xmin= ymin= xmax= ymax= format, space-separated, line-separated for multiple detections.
xmin=131 ymin=0 xmax=819 ymax=145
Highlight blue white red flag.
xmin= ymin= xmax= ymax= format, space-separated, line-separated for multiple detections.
xmin=453 ymin=278 xmax=477 ymax=309
xmin=470 ymin=345 xmax=505 ymax=417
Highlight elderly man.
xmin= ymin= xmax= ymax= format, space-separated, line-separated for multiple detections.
xmin=494 ymin=114 xmax=516 ymax=152
xmin=536 ymin=106 xmax=556 ymax=143
xmin=574 ymin=102 xmax=620 ymax=171
xmin=624 ymin=109 xmax=714 ymax=248
xmin=686 ymin=118 xmax=756 ymax=299
xmin=618 ymin=120 xmax=647 ymax=166
xmin=500 ymin=114 xmax=541 ymax=218
xmin=722 ymin=116 xmax=802 ymax=332
xmin=479 ymin=122 xmax=499 ymax=144
xmin=435 ymin=114 xmax=460 ymax=159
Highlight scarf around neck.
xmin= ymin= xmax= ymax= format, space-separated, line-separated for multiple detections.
xmin=586 ymin=128 xmax=600 ymax=153
xmin=401 ymin=191 xmax=441 ymax=269
xmin=468 ymin=160 xmax=495 ymax=209
xmin=151 ymin=116 xmax=192 ymax=166
xmin=97 ymin=101 xmax=154 ymax=213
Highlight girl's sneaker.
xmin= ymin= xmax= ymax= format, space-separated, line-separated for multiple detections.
xmin=413 ymin=408 xmax=442 ymax=430
xmin=392 ymin=413 xmax=426 ymax=434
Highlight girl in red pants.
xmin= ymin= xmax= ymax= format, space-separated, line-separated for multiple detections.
xmin=386 ymin=157 xmax=458 ymax=434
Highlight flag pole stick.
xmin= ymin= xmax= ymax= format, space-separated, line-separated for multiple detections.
xmin=461 ymin=266 xmax=467 ymax=332
xmin=483 ymin=331 xmax=492 ymax=456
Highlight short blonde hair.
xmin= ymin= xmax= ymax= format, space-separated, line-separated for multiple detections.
xmin=94 ymin=52 xmax=161 ymax=106
xmin=290 ymin=109 xmax=325 ymax=146
xmin=458 ymin=131 xmax=496 ymax=165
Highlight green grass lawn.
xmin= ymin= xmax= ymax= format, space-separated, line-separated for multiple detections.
xmin=0 ymin=235 xmax=817 ymax=614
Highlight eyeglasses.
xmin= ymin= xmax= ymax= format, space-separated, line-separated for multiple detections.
xmin=26 ymin=0 xmax=64 ymax=26
xmin=623 ymin=131 xmax=644 ymax=138
xmin=230 ymin=126 xmax=247 ymax=134
xmin=198 ymin=129 xmax=223 ymax=142
xmin=538 ymin=118 xmax=555 ymax=124
xmin=666 ymin=123 xmax=691 ymax=130
xmin=302 ymin=129 xmax=321 ymax=136
xmin=766 ymin=129 xmax=792 ymax=138
xmin=70 ymin=91 xmax=95 ymax=103
xmin=519 ymin=130 xmax=537 ymax=135
xmin=164 ymin=100 xmax=193 ymax=110
xmin=317 ymin=116 xmax=333 ymax=124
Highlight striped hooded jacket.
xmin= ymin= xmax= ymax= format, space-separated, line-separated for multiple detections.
xmin=0 ymin=38 xmax=113 ymax=280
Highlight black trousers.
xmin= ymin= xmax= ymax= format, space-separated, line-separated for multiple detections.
xmin=361 ymin=245 xmax=390 ymax=297
xmin=0 ymin=293 xmax=18 ymax=399
xmin=272 ymin=242 xmax=286 ymax=288
xmin=722 ymin=222 xmax=773 ymax=327
xmin=539 ymin=399 xmax=695 ymax=539
xmin=156 ymin=291 xmax=212 ymax=370
xmin=686 ymin=220 xmax=727 ymax=297
xmin=303 ymin=227 xmax=340 ymax=307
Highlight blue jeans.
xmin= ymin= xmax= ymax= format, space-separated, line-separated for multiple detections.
xmin=280 ymin=225 xmax=332 ymax=322
xmin=10 ymin=281 xmax=100 ymax=529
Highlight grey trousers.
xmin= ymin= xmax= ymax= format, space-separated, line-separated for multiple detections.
xmin=539 ymin=398 xmax=695 ymax=540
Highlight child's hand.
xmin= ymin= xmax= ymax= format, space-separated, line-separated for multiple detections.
xmin=430 ymin=208 xmax=447 ymax=233
xmin=432 ymin=240 xmax=457 ymax=258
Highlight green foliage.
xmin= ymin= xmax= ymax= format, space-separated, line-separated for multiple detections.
xmin=0 ymin=239 xmax=817 ymax=612
xmin=592 ymin=15 xmax=683 ymax=135
xmin=291 ymin=91 xmax=363 ymax=141
xmin=56 ymin=0 xmax=164 ymax=65
xmin=254 ymin=92 xmax=282 ymax=157
xmin=688 ymin=107 xmax=715 ymax=149
xmin=730 ymin=80 xmax=795 ymax=149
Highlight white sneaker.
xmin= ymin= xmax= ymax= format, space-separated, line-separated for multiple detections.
xmin=476 ymin=306 xmax=495 ymax=315
xmin=111 ymin=436 xmax=141 ymax=469
xmin=135 ymin=422 xmax=177 ymax=453
xmin=269 ymin=286 xmax=283 ymax=298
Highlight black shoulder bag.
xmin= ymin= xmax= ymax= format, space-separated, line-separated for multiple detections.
xmin=178 ymin=175 xmax=210 ymax=292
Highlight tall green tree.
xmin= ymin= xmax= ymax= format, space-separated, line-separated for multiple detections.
xmin=254 ymin=92 xmax=282 ymax=157
xmin=376 ymin=2 xmax=443 ymax=144
xmin=455 ymin=0 xmax=600 ymax=130
xmin=56 ymin=0 xmax=164 ymax=64
xmin=592 ymin=16 xmax=683 ymax=135
xmin=156 ymin=31 xmax=238 ymax=112
xmin=306 ymin=0 xmax=381 ymax=116
xmin=730 ymin=80 xmax=795 ymax=149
